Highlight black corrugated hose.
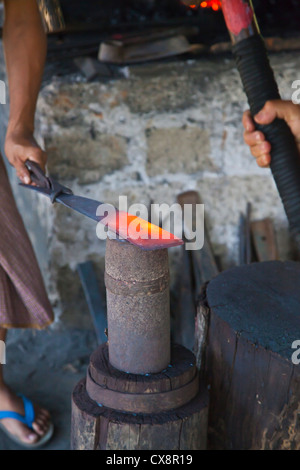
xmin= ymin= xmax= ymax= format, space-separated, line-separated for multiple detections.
xmin=233 ymin=34 xmax=300 ymax=244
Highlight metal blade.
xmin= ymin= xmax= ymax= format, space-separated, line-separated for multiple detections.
xmin=57 ymin=193 xmax=184 ymax=250
xmin=22 ymin=185 xmax=184 ymax=250
xmin=56 ymin=194 xmax=101 ymax=222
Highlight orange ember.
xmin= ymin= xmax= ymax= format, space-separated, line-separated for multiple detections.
xmin=201 ymin=0 xmax=221 ymax=10
xmin=183 ymin=0 xmax=222 ymax=11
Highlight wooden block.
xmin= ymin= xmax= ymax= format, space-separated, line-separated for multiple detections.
xmin=174 ymin=190 xmax=219 ymax=351
xmin=196 ymin=260 xmax=300 ymax=450
xmin=177 ymin=190 xmax=219 ymax=293
xmin=71 ymin=378 xmax=209 ymax=450
xmin=239 ymin=203 xmax=252 ymax=265
xmin=251 ymin=218 xmax=279 ymax=262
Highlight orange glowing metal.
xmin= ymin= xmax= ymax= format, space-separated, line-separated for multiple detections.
xmin=105 ymin=210 xmax=184 ymax=250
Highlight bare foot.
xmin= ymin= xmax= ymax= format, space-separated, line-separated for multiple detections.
xmin=0 ymin=385 xmax=51 ymax=445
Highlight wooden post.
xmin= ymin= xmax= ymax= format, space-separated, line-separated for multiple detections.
xmin=71 ymin=344 xmax=208 ymax=450
xmin=196 ymin=260 xmax=300 ymax=450
xmin=71 ymin=238 xmax=209 ymax=450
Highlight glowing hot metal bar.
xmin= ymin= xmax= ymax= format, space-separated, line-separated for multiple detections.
xmin=21 ymin=160 xmax=184 ymax=251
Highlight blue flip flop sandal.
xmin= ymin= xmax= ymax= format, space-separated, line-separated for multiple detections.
xmin=0 ymin=394 xmax=54 ymax=448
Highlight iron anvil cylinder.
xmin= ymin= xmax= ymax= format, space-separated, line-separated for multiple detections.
xmin=105 ymin=237 xmax=171 ymax=374
xmin=71 ymin=237 xmax=209 ymax=450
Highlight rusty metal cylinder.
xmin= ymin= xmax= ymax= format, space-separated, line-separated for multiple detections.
xmin=105 ymin=237 xmax=171 ymax=374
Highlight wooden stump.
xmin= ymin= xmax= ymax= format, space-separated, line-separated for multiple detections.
xmin=71 ymin=344 xmax=209 ymax=450
xmin=196 ymin=260 xmax=300 ymax=450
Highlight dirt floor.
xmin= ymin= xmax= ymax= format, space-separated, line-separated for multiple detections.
xmin=0 ymin=326 xmax=97 ymax=450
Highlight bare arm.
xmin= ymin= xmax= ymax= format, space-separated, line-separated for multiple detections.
xmin=3 ymin=0 xmax=47 ymax=183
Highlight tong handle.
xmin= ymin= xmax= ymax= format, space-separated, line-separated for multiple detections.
xmin=25 ymin=160 xmax=51 ymax=189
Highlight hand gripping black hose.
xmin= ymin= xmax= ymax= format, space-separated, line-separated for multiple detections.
xmin=233 ymin=34 xmax=300 ymax=241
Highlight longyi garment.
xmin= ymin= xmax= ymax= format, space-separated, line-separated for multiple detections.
xmin=0 ymin=155 xmax=54 ymax=329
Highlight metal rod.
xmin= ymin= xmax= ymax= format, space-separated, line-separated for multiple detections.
xmin=77 ymin=261 xmax=107 ymax=345
xmin=222 ymin=0 xmax=259 ymax=44
xmin=105 ymin=237 xmax=171 ymax=374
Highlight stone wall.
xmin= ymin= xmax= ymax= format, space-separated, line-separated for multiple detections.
xmin=1 ymin=44 xmax=298 ymax=327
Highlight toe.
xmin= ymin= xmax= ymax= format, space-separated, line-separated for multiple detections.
xmin=32 ymin=407 xmax=51 ymax=436
xmin=24 ymin=431 xmax=39 ymax=444
xmin=39 ymin=409 xmax=51 ymax=420
xmin=32 ymin=420 xmax=48 ymax=436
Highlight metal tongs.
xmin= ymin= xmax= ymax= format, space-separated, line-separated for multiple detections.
xmin=21 ymin=160 xmax=184 ymax=251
